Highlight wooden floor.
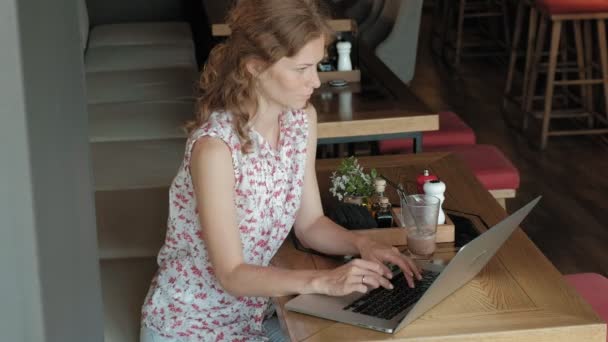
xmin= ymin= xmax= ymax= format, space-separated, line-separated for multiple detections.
xmin=409 ymin=12 xmax=608 ymax=276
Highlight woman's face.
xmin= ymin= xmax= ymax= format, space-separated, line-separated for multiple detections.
xmin=256 ymin=36 xmax=325 ymax=111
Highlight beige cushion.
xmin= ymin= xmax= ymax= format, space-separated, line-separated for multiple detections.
xmin=91 ymin=139 xmax=185 ymax=191
xmin=88 ymin=22 xmax=193 ymax=48
xmin=359 ymin=0 xmax=398 ymax=49
xmin=85 ymin=68 xmax=197 ymax=104
xmin=96 ymin=188 xmax=168 ymax=259
xmin=101 ymin=258 xmax=157 ymax=342
xmin=375 ymin=0 xmax=423 ymax=84
xmin=85 ymin=44 xmax=197 ymax=73
xmin=89 ymin=101 xmax=194 ymax=142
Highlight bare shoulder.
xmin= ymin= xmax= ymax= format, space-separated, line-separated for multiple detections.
xmin=303 ymin=103 xmax=317 ymax=124
xmin=190 ymin=136 xmax=233 ymax=171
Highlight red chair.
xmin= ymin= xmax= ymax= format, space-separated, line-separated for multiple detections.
xmin=378 ymin=111 xmax=476 ymax=153
xmin=564 ymin=273 xmax=608 ymax=342
xmin=424 ymin=144 xmax=520 ymax=208
xmin=536 ymin=0 xmax=608 ymax=14
xmin=378 ymin=111 xmax=518 ymax=208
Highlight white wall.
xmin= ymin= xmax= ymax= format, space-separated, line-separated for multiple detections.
xmin=0 ymin=0 xmax=104 ymax=340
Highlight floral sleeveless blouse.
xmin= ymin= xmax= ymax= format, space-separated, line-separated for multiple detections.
xmin=141 ymin=109 xmax=309 ymax=341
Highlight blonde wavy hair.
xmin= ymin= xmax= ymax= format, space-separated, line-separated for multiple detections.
xmin=187 ymin=0 xmax=334 ymax=153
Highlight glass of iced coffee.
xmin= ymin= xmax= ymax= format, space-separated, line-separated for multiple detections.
xmin=399 ymin=194 xmax=440 ymax=259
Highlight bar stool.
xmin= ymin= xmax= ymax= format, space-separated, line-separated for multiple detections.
xmin=432 ymin=0 xmax=511 ymax=69
xmin=503 ymin=0 xmax=538 ymax=115
xmin=524 ymin=0 xmax=608 ymax=149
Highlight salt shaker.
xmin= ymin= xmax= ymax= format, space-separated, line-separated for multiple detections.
xmin=336 ymin=41 xmax=352 ymax=71
xmin=423 ymin=179 xmax=446 ymax=225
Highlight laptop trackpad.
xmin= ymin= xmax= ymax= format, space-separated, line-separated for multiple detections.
xmin=285 ymin=291 xmax=406 ymax=333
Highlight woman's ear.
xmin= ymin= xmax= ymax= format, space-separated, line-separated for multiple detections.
xmin=245 ymin=58 xmax=265 ymax=77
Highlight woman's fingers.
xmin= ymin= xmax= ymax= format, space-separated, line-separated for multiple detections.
xmin=350 ymin=258 xmax=385 ymax=276
xmin=378 ymin=252 xmax=420 ymax=288
xmin=349 ymin=283 xmax=368 ymax=294
xmin=402 ymin=254 xmax=423 ymax=280
xmin=351 ymin=270 xmax=393 ymax=290
xmin=360 ymin=272 xmax=393 ymax=290
xmin=345 ymin=261 xmax=393 ymax=290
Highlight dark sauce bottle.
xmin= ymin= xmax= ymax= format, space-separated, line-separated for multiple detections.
xmin=374 ymin=197 xmax=393 ymax=228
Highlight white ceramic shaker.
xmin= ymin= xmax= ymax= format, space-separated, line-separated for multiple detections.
xmin=336 ymin=41 xmax=352 ymax=71
xmin=423 ymin=179 xmax=446 ymax=225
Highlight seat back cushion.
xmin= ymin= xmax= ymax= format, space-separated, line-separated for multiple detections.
xmin=376 ymin=0 xmax=424 ymax=84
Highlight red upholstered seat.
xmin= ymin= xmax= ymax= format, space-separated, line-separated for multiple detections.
xmin=564 ymin=273 xmax=608 ymax=342
xmin=424 ymin=144 xmax=520 ymax=190
xmin=536 ymin=0 xmax=608 ymax=15
xmin=378 ymin=111 xmax=475 ymax=154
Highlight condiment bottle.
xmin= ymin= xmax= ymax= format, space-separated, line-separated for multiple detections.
xmin=374 ymin=197 xmax=393 ymax=228
xmin=370 ymin=178 xmax=387 ymax=216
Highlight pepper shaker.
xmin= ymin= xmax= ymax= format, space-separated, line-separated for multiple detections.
xmin=336 ymin=41 xmax=352 ymax=71
xmin=423 ymin=179 xmax=446 ymax=225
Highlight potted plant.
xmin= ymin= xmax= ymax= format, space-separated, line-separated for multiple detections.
xmin=329 ymin=156 xmax=377 ymax=205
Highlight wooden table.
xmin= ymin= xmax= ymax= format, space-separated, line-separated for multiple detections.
xmin=202 ymin=0 xmax=355 ymax=37
xmin=270 ymin=153 xmax=607 ymax=341
xmin=311 ymin=81 xmax=438 ymax=152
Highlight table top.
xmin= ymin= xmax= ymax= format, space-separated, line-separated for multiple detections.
xmin=312 ymin=82 xmax=437 ymax=139
xmin=270 ymin=153 xmax=606 ymax=341
xmin=203 ymin=0 xmax=355 ymax=36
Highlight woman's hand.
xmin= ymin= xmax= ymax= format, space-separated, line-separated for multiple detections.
xmin=356 ymin=237 xmax=422 ymax=288
xmin=312 ymin=258 xmax=394 ymax=296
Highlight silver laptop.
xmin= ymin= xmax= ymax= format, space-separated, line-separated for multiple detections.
xmin=285 ymin=196 xmax=541 ymax=333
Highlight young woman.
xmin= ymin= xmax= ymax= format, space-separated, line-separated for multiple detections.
xmin=140 ymin=0 xmax=421 ymax=340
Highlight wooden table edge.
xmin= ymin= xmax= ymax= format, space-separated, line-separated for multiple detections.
xmin=317 ymin=114 xmax=439 ymax=139
xmin=212 ymin=19 xmax=355 ymax=37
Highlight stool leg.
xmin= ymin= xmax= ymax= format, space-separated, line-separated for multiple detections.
xmin=597 ymin=19 xmax=608 ymax=122
xmin=503 ymin=0 xmax=525 ymax=107
xmin=431 ymin=0 xmax=445 ymax=57
xmin=584 ymin=20 xmax=595 ymax=126
xmin=540 ymin=20 xmax=562 ymax=150
xmin=522 ymin=7 xmax=538 ymax=113
xmin=559 ymin=24 xmax=569 ymax=108
xmin=440 ymin=0 xmax=451 ymax=60
xmin=500 ymin=0 xmax=512 ymax=56
xmin=524 ymin=13 xmax=547 ymax=130
xmin=573 ymin=20 xmax=591 ymax=126
xmin=453 ymin=0 xmax=467 ymax=68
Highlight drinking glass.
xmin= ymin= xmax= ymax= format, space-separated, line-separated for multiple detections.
xmin=399 ymin=194 xmax=440 ymax=259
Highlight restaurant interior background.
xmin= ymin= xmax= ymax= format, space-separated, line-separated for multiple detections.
xmin=1 ymin=0 xmax=606 ymax=341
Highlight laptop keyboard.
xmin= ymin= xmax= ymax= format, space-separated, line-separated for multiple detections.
xmin=343 ymin=269 xmax=439 ymax=320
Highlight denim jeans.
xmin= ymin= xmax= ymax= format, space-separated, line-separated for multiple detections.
xmin=140 ymin=316 xmax=286 ymax=342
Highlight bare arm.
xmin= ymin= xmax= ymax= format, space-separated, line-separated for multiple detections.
xmin=293 ymin=105 xmax=371 ymax=256
xmin=294 ymin=105 xmax=422 ymax=286
xmin=190 ymin=134 xmax=390 ymax=298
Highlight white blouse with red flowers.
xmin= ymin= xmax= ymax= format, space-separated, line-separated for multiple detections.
xmin=141 ymin=109 xmax=308 ymax=341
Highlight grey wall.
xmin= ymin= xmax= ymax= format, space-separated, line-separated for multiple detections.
xmin=0 ymin=0 xmax=103 ymax=341
xmin=86 ymin=0 xmax=185 ymax=26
